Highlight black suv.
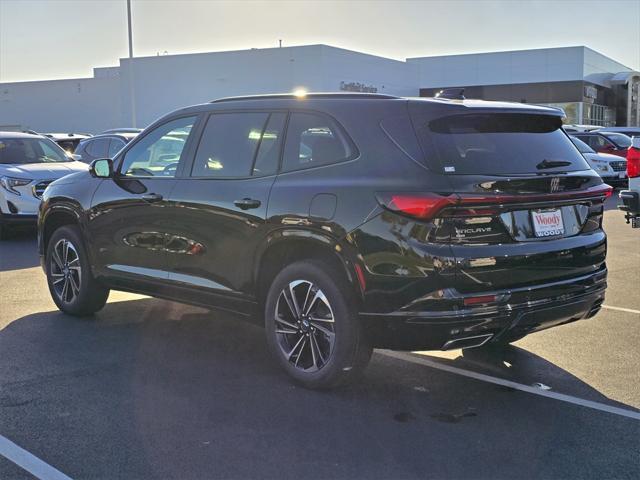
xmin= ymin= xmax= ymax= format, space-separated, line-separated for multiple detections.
xmin=38 ymin=93 xmax=610 ymax=388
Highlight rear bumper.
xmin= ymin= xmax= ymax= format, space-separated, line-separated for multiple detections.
xmin=602 ymin=176 xmax=627 ymax=187
xmin=360 ymin=268 xmax=607 ymax=350
xmin=619 ymin=190 xmax=639 ymax=215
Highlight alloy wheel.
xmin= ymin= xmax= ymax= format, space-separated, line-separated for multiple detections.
xmin=50 ymin=238 xmax=82 ymax=304
xmin=274 ymin=280 xmax=336 ymax=372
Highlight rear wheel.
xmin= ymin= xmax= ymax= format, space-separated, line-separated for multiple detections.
xmin=46 ymin=225 xmax=109 ymax=316
xmin=264 ymin=260 xmax=372 ymax=389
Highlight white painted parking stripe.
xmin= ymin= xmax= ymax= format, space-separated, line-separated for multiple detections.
xmin=380 ymin=350 xmax=640 ymax=421
xmin=0 ymin=434 xmax=72 ymax=480
xmin=602 ymin=305 xmax=640 ymax=315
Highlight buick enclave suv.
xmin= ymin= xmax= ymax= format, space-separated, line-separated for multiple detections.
xmin=38 ymin=93 xmax=611 ymax=388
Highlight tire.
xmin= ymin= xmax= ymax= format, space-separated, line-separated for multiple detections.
xmin=264 ymin=260 xmax=372 ymax=389
xmin=45 ymin=225 xmax=109 ymax=316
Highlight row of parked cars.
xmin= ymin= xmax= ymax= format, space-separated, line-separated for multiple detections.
xmin=0 ymin=128 xmax=141 ymax=239
xmin=1 ymin=91 xmax=639 ymax=387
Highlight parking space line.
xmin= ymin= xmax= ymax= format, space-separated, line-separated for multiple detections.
xmin=380 ymin=350 xmax=640 ymax=421
xmin=0 ymin=434 xmax=72 ymax=480
xmin=602 ymin=305 xmax=640 ymax=315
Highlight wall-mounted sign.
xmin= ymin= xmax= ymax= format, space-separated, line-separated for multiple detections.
xmin=340 ymin=81 xmax=378 ymax=93
xmin=584 ymin=85 xmax=598 ymax=100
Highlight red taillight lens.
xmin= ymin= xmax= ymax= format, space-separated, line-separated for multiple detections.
xmin=377 ymin=184 xmax=612 ymax=220
xmin=627 ymin=147 xmax=640 ymax=178
xmin=376 ymin=193 xmax=456 ymax=220
xmin=463 ymin=295 xmax=497 ymax=306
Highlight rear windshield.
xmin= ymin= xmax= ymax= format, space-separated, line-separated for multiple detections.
xmin=0 ymin=137 xmax=70 ymax=164
xmin=414 ymin=112 xmax=591 ymax=175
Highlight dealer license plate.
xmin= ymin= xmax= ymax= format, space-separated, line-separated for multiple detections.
xmin=532 ymin=209 xmax=564 ymax=237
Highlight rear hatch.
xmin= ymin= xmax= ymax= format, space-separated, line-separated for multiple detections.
xmin=408 ymin=102 xmax=610 ymax=293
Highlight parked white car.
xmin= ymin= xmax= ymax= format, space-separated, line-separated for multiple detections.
xmin=619 ymin=136 xmax=640 ymax=227
xmin=563 ymin=124 xmax=603 ymax=133
xmin=569 ymin=135 xmax=627 ymax=187
xmin=0 ymin=132 xmax=89 ymax=239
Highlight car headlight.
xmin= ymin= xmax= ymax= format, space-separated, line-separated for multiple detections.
xmin=590 ymin=161 xmax=609 ymax=173
xmin=0 ymin=176 xmax=32 ymax=195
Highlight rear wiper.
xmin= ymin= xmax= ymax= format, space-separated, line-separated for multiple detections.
xmin=536 ymin=159 xmax=572 ymax=169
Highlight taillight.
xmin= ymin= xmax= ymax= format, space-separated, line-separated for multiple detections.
xmin=375 ymin=193 xmax=456 ymax=220
xmin=628 ymin=147 xmax=640 ymax=178
xmin=377 ymin=184 xmax=613 ymax=220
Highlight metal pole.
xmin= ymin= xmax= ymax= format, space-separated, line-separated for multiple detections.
xmin=127 ymin=0 xmax=137 ymax=127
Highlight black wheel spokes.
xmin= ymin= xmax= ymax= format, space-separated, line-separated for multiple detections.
xmin=275 ymin=280 xmax=335 ymax=372
xmin=50 ymin=239 xmax=82 ymax=304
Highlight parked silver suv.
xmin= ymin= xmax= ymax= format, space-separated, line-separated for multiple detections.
xmin=0 ymin=132 xmax=88 ymax=239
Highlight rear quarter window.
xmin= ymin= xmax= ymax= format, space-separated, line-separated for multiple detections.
xmin=282 ymin=112 xmax=356 ymax=172
xmin=412 ymin=111 xmax=591 ymax=175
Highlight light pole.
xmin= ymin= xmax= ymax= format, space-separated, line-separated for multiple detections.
xmin=127 ymin=0 xmax=137 ymax=127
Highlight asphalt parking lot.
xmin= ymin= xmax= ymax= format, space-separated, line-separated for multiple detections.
xmin=1 ymin=194 xmax=639 ymax=479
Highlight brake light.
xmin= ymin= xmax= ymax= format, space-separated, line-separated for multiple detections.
xmin=628 ymin=146 xmax=640 ymax=178
xmin=463 ymin=295 xmax=497 ymax=306
xmin=376 ymin=193 xmax=456 ymax=220
xmin=376 ymin=184 xmax=612 ymax=220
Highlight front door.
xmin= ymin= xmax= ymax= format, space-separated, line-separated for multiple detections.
xmin=166 ymin=111 xmax=286 ymax=312
xmin=88 ymin=115 xmax=199 ymax=285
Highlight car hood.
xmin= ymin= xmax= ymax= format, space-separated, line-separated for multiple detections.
xmin=0 ymin=161 xmax=89 ymax=180
xmin=583 ymin=152 xmax=625 ymax=164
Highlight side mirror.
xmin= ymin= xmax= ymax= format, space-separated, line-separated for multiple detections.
xmin=90 ymin=158 xmax=113 ymax=178
xmin=72 ymin=154 xmax=82 ymax=161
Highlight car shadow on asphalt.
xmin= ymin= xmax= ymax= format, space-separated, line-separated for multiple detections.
xmin=1 ymin=297 xmax=639 ymax=479
xmin=0 ymin=227 xmax=39 ymax=272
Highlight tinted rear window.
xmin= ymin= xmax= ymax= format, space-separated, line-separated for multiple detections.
xmin=414 ymin=112 xmax=591 ymax=175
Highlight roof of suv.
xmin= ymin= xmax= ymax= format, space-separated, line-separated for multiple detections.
xmin=0 ymin=131 xmax=43 ymax=139
xmin=205 ymin=92 xmax=564 ymax=116
xmin=80 ymin=132 xmax=139 ymax=142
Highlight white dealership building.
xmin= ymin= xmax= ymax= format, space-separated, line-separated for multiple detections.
xmin=1 ymin=44 xmax=638 ymax=133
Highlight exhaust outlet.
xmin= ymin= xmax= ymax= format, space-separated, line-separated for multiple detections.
xmin=442 ymin=334 xmax=493 ymax=351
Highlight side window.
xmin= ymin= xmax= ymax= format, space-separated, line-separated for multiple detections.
xmin=120 ymin=116 xmax=196 ymax=177
xmin=252 ymin=113 xmax=286 ymax=176
xmin=86 ymin=138 xmax=109 ymax=158
xmin=591 ymin=136 xmax=608 ymax=149
xmin=282 ymin=112 xmax=354 ymax=172
xmin=191 ymin=112 xmax=270 ymax=178
xmin=108 ymin=138 xmax=126 ymax=158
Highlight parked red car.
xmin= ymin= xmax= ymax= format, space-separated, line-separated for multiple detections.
xmin=571 ymin=131 xmax=632 ymax=158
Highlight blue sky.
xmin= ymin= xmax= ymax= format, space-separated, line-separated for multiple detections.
xmin=0 ymin=0 xmax=639 ymax=82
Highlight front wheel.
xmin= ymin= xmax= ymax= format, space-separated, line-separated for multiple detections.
xmin=45 ymin=225 xmax=109 ymax=316
xmin=264 ymin=260 xmax=372 ymax=389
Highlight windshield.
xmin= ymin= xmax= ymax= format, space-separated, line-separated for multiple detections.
xmin=0 ymin=137 xmax=71 ymax=164
xmin=414 ymin=112 xmax=591 ymax=175
xmin=570 ymin=136 xmax=595 ymax=154
xmin=601 ymin=132 xmax=632 ymax=148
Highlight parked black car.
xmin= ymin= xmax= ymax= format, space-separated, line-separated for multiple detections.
xmin=38 ymin=93 xmax=611 ymax=388
xmin=73 ymin=133 xmax=138 ymax=164
xmin=44 ymin=133 xmax=91 ymax=155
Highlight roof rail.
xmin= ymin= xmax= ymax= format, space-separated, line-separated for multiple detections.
xmin=434 ymin=88 xmax=466 ymax=100
xmin=210 ymin=92 xmax=399 ymax=103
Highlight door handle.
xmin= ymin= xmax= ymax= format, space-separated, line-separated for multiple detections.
xmin=234 ymin=198 xmax=261 ymax=210
xmin=141 ymin=193 xmax=163 ymax=203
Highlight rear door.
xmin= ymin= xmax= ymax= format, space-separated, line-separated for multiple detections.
xmin=409 ymin=106 xmax=609 ymax=293
xmin=165 ymin=110 xmax=286 ymax=312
